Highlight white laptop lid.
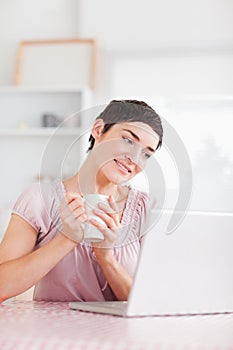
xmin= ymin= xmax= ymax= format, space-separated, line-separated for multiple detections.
xmin=126 ymin=211 xmax=233 ymax=316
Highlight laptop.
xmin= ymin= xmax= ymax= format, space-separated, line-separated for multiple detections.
xmin=69 ymin=211 xmax=233 ymax=317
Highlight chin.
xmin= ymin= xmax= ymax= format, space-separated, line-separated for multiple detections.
xmin=104 ymin=170 xmax=128 ymax=185
xmin=108 ymin=174 xmax=125 ymax=185
xmin=100 ymin=162 xmax=133 ymax=184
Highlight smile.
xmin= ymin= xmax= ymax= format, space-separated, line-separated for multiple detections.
xmin=114 ymin=159 xmax=131 ymax=174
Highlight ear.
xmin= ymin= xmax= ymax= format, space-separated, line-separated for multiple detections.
xmin=91 ymin=119 xmax=105 ymax=140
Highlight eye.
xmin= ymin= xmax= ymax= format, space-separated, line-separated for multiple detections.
xmin=122 ymin=136 xmax=134 ymax=145
xmin=142 ymin=151 xmax=152 ymax=159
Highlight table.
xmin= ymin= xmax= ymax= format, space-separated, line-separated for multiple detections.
xmin=0 ymin=301 xmax=233 ymax=349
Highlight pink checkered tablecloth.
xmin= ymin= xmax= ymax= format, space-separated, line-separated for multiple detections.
xmin=0 ymin=300 xmax=233 ymax=350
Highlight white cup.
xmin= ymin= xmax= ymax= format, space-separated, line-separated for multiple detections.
xmin=82 ymin=194 xmax=109 ymax=242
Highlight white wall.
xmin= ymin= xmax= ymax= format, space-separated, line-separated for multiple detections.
xmin=111 ymin=52 xmax=233 ymax=96
xmin=78 ymin=0 xmax=233 ymax=213
xmin=79 ymin=0 xmax=233 ymax=99
xmin=79 ymin=0 xmax=233 ymax=50
xmin=1 ymin=0 xmax=233 ymax=95
xmin=0 ymin=0 xmax=79 ymax=85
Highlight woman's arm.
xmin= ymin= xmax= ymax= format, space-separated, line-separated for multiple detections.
xmin=0 ymin=214 xmax=77 ymax=302
xmin=90 ymin=195 xmax=134 ymax=300
xmin=0 ymin=191 xmax=87 ymax=302
xmin=94 ymin=249 xmax=133 ymax=301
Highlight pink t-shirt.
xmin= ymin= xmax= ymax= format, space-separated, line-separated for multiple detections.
xmin=12 ymin=180 xmax=154 ymax=302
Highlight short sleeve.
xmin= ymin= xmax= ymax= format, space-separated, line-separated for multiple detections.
xmin=12 ymin=183 xmax=51 ymax=233
xmin=139 ymin=192 xmax=160 ymax=242
xmin=120 ymin=189 xmax=155 ymax=244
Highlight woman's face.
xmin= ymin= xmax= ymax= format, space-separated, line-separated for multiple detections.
xmin=91 ymin=121 xmax=160 ymax=185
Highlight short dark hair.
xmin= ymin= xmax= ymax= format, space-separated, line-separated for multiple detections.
xmin=87 ymin=99 xmax=163 ymax=152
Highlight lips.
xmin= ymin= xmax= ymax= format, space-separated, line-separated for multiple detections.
xmin=114 ymin=159 xmax=132 ymax=174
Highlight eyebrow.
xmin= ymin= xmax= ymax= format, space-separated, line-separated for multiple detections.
xmin=122 ymin=129 xmax=156 ymax=153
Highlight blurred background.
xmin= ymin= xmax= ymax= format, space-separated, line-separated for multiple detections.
xmin=0 ymin=0 xmax=233 ymax=240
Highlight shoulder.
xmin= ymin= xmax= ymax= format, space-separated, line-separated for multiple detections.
xmin=128 ymin=187 xmax=159 ymax=233
xmin=128 ymin=186 xmax=150 ymax=207
xmin=12 ymin=182 xmax=43 ymax=210
xmin=39 ymin=179 xmax=64 ymax=203
xmin=122 ymin=186 xmax=150 ymax=227
xmin=12 ymin=180 xmax=64 ymax=232
xmin=13 ymin=180 xmax=63 ymax=207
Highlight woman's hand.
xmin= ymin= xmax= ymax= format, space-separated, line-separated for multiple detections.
xmin=59 ymin=192 xmax=87 ymax=243
xmin=90 ymin=195 xmax=121 ymax=257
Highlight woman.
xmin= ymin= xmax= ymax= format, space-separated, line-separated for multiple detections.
xmin=0 ymin=100 xmax=163 ymax=302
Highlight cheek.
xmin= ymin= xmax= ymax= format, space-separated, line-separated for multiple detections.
xmin=100 ymin=162 xmax=124 ymax=184
xmin=112 ymin=141 xmax=129 ymax=157
xmin=93 ymin=140 xmax=126 ymax=165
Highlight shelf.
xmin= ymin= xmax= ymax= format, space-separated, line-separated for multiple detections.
xmin=0 ymin=85 xmax=91 ymax=93
xmin=0 ymin=127 xmax=82 ymax=137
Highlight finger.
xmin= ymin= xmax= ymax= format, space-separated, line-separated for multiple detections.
xmin=60 ymin=199 xmax=84 ymax=221
xmin=60 ymin=198 xmax=84 ymax=218
xmin=89 ymin=219 xmax=114 ymax=239
xmin=60 ymin=192 xmax=82 ymax=212
xmin=90 ymin=219 xmax=119 ymax=246
xmin=97 ymin=202 xmax=115 ymax=215
xmin=98 ymin=197 xmax=119 ymax=216
xmin=73 ymin=206 xmax=86 ymax=219
xmin=59 ymin=203 xmax=74 ymax=220
xmin=79 ymin=213 xmax=88 ymax=223
xmin=68 ymin=198 xmax=85 ymax=211
xmin=108 ymin=195 xmax=121 ymax=216
xmin=65 ymin=191 xmax=83 ymax=204
xmin=61 ymin=207 xmax=87 ymax=231
xmin=108 ymin=194 xmax=117 ymax=209
xmin=98 ymin=197 xmax=120 ymax=224
xmin=89 ymin=218 xmax=107 ymax=231
xmin=92 ymin=209 xmax=116 ymax=228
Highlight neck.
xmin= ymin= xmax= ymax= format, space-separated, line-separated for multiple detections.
xmin=76 ymin=153 xmax=119 ymax=197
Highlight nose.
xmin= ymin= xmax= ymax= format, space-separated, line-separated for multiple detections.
xmin=126 ymin=144 xmax=142 ymax=165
